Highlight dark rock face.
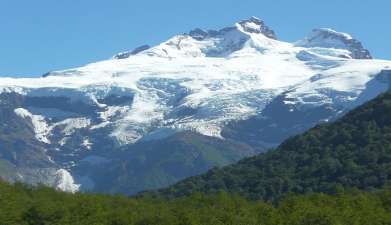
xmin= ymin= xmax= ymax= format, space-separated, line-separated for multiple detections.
xmin=41 ymin=72 xmax=51 ymax=78
xmin=189 ymin=28 xmax=209 ymax=41
xmin=189 ymin=17 xmax=277 ymax=41
xmin=99 ymin=94 xmax=134 ymax=106
xmin=222 ymin=93 xmax=340 ymax=151
xmin=237 ymin=17 xmax=277 ymax=39
xmin=24 ymin=96 xmax=98 ymax=116
xmin=348 ymin=40 xmax=372 ymax=59
xmin=114 ymin=45 xmax=151 ymax=59
xmin=377 ymin=70 xmax=391 ymax=90
xmin=0 ymin=93 xmax=56 ymax=183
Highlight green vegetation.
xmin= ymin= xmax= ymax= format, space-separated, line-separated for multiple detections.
xmin=150 ymin=92 xmax=391 ymax=201
xmin=91 ymin=131 xmax=256 ymax=195
xmin=0 ymin=180 xmax=390 ymax=225
xmin=0 ymin=93 xmax=257 ymax=195
xmin=2 ymin=91 xmax=391 ymax=224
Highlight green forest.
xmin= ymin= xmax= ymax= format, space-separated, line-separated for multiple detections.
xmin=0 ymin=181 xmax=391 ymax=225
xmin=150 ymin=91 xmax=391 ymax=201
xmin=1 ymin=92 xmax=391 ymax=225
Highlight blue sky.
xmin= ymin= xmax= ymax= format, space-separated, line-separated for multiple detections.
xmin=1 ymin=0 xmax=390 ymax=77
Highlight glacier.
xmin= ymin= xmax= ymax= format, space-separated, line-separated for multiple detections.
xmin=0 ymin=17 xmax=391 ymax=193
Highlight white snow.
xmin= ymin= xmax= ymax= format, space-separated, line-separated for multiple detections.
xmin=2 ymin=19 xmax=391 ymax=145
xmin=296 ymin=28 xmax=353 ymax=49
xmin=286 ymin=60 xmax=391 ymax=108
xmin=82 ymin=138 xmax=92 ymax=150
xmin=54 ymin=169 xmax=80 ymax=193
xmin=241 ymin=21 xmax=261 ymax=31
xmin=14 ymin=108 xmax=51 ymax=144
xmin=58 ymin=137 xmax=69 ymax=146
xmin=53 ymin=118 xmax=91 ymax=136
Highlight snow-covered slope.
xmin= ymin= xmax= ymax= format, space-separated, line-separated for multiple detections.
xmin=0 ymin=17 xmax=390 ymax=193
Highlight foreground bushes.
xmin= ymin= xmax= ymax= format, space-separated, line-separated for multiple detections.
xmin=0 ymin=181 xmax=390 ymax=225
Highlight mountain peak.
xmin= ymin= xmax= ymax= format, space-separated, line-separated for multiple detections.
xmin=188 ymin=17 xmax=277 ymax=41
xmin=296 ymin=28 xmax=372 ymax=59
xmin=236 ymin=16 xmax=277 ymax=39
xmin=312 ymin=28 xmax=353 ymax=40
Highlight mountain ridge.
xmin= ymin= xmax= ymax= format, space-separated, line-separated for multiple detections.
xmin=0 ymin=17 xmax=390 ymax=194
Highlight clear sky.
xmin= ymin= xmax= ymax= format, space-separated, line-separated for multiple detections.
xmin=1 ymin=0 xmax=390 ymax=77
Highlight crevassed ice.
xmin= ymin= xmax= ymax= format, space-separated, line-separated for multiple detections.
xmin=3 ymin=19 xmax=391 ymax=146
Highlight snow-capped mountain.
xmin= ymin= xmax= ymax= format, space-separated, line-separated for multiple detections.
xmin=0 ymin=17 xmax=390 ymax=194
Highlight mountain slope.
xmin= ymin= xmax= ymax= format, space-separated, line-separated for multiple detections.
xmin=73 ymin=132 xmax=255 ymax=194
xmin=0 ymin=93 xmax=78 ymax=192
xmin=149 ymin=91 xmax=391 ymax=200
xmin=0 ymin=17 xmax=391 ymax=193
xmin=0 ymin=92 xmax=255 ymax=195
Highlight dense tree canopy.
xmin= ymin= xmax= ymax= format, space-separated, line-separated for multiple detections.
xmin=0 ymin=181 xmax=390 ymax=225
xmin=149 ymin=92 xmax=391 ymax=201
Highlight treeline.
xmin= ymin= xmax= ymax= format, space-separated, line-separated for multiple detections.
xmin=149 ymin=91 xmax=391 ymax=201
xmin=0 ymin=181 xmax=390 ymax=225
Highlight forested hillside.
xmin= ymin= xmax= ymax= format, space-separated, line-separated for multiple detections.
xmin=149 ymin=91 xmax=391 ymax=200
xmin=0 ymin=181 xmax=390 ymax=225
xmin=1 ymin=91 xmax=391 ymax=225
